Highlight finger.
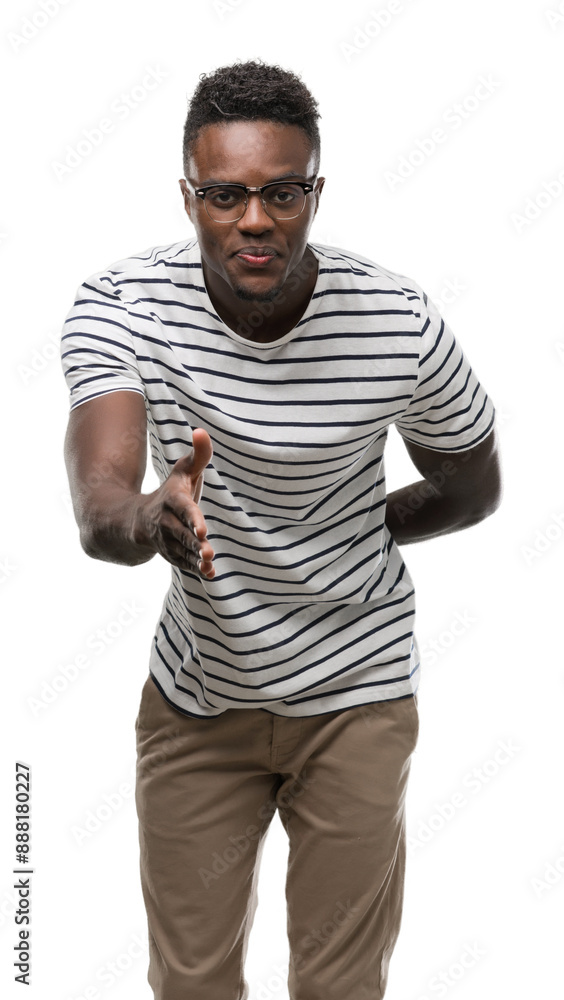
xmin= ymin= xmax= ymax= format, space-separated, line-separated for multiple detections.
xmin=162 ymin=538 xmax=198 ymax=571
xmin=195 ymin=554 xmax=215 ymax=579
xmin=162 ymin=537 xmax=214 ymax=577
xmin=160 ymin=517 xmax=214 ymax=564
xmin=164 ymin=499 xmax=209 ymax=547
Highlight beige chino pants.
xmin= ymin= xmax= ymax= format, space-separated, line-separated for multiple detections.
xmin=134 ymin=673 xmax=419 ymax=1000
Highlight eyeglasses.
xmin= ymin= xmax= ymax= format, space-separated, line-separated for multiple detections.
xmin=183 ymin=178 xmax=317 ymax=223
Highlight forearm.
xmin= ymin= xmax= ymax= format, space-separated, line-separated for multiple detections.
xmin=78 ymin=486 xmax=157 ymax=566
xmin=384 ymin=479 xmax=487 ymax=545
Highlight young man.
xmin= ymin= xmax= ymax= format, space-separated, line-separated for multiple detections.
xmin=61 ymin=60 xmax=501 ymax=1000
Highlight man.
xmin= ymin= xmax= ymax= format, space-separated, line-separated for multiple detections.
xmin=61 ymin=59 xmax=501 ymax=1000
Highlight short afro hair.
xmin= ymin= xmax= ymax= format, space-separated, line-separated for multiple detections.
xmin=182 ymin=59 xmax=321 ymax=177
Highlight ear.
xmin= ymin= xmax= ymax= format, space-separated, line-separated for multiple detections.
xmin=179 ymin=178 xmax=192 ymax=221
xmin=313 ymin=176 xmax=325 ymax=215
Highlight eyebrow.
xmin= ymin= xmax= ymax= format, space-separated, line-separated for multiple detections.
xmin=197 ymin=171 xmax=308 ymax=186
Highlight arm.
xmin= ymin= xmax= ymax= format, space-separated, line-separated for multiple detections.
xmin=63 ymin=390 xmax=216 ymax=577
xmin=384 ymin=427 xmax=502 ymax=545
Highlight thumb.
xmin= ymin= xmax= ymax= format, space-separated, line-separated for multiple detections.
xmin=172 ymin=428 xmax=213 ymax=486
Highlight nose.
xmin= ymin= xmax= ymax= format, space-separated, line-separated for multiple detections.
xmin=236 ymin=191 xmax=275 ymax=233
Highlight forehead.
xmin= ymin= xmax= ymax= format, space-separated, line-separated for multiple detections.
xmin=189 ymin=120 xmax=314 ymax=184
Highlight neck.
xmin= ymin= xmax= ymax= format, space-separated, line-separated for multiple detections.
xmin=202 ymin=247 xmax=318 ymax=342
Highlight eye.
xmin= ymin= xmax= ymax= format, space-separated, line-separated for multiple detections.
xmin=206 ymin=186 xmax=244 ymax=208
xmin=266 ymin=184 xmax=301 ymax=205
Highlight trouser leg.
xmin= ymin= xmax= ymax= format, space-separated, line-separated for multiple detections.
xmin=276 ymin=694 xmax=419 ymax=1000
xmin=134 ymin=676 xmax=281 ymax=1000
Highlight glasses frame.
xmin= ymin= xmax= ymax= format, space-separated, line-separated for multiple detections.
xmin=183 ymin=177 xmax=317 ymax=223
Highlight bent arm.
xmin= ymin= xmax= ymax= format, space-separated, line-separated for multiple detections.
xmin=63 ymin=390 xmax=157 ymax=565
xmin=384 ymin=427 xmax=502 ymax=545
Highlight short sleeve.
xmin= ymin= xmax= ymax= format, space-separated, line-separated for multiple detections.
xmin=394 ymin=284 xmax=496 ymax=452
xmin=60 ymin=273 xmax=145 ymax=411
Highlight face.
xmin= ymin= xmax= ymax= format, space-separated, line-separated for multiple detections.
xmin=179 ymin=120 xmax=325 ymax=304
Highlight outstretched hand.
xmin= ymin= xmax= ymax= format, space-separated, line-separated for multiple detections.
xmin=133 ymin=427 xmax=215 ymax=578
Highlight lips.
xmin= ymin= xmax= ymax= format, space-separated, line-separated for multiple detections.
xmin=235 ymin=247 xmax=278 ymax=267
xmin=235 ymin=246 xmax=277 ymax=257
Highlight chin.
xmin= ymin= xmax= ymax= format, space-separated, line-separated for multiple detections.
xmin=233 ymin=282 xmax=285 ymax=303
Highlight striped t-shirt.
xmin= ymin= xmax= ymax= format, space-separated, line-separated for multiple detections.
xmin=61 ymin=238 xmax=496 ymax=719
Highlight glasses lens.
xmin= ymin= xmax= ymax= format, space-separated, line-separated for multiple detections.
xmin=204 ymin=186 xmax=247 ymax=221
xmin=263 ymin=183 xmax=306 ymax=220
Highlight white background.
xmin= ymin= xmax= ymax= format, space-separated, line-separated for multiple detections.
xmin=2 ymin=1 xmax=563 ymax=998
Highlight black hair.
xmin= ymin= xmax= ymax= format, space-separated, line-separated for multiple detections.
xmin=182 ymin=59 xmax=321 ymax=175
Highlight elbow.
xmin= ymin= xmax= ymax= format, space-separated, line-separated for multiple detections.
xmin=78 ymin=520 xmax=112 ymax=563
xmin=79 ymin=522 xmax=155 ymax=568
xmin=466 ymin=486 xmax=503 ymax=526
xmin=464 ymin=454 xmax=504 ymax=526
xmin=79 ymin=525 xmax=102 ymax=561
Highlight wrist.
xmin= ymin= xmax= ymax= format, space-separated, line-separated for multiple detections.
xmin=385 ymin=481 xmax=471 ymax=545
xmin=129 ymin=492 xmax=157 ymax=553
xmin=81 ymin=489 xmax=157 ymax=565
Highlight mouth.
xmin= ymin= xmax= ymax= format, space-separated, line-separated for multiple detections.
xmin=234 ymin=247 xmax=278 ymax=268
